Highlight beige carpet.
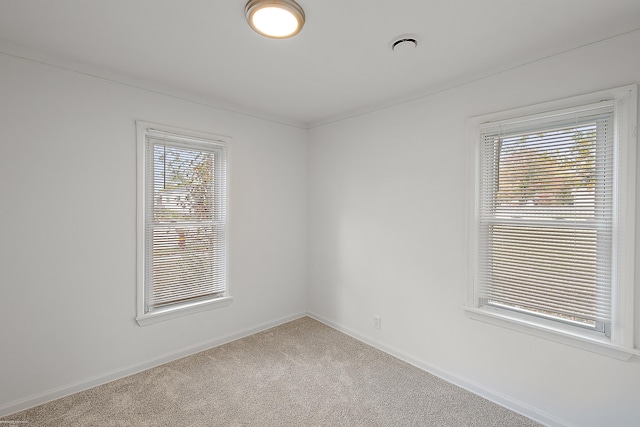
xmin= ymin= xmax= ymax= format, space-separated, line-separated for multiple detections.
xmin=2 ymin=317 xmax=540 ymax=426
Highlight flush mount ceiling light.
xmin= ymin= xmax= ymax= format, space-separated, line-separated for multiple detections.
xmin=245 ymin=0 xmax=305 ymax=39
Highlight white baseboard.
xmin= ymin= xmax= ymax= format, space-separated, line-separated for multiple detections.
xmin=0 ymin=311 xmax=306 ymax=418
xmin=306 ymin=311 xmax=570 ymax=427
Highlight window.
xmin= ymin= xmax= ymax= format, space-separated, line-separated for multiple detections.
xmin=467 ymin=86 xmax=637 ymax=360
xmin=136 ymin=122 xmax=231 ymax=326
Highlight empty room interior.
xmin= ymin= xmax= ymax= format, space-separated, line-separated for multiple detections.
xmin=1 ymin=1 xmax=640 ymax=426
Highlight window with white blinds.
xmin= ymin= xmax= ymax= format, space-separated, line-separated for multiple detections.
xmin=136 ymin=122 xmax=230 ymax=325
xmin=467 ymin=86 xmax=637 ymax=358
xmin=478 ymin=104 xmax=613 ymax=332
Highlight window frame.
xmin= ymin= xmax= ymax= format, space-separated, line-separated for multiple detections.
xmin=466 ymin=85 xmax=638 ymax=360
xmin=136 ymin=121 xmax=232 ymax=326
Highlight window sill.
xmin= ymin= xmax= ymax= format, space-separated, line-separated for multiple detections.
xmin=136 ymin=296 xmax=233 ymax=326
xmin=465 ymin=306 xmax=638 ymax=361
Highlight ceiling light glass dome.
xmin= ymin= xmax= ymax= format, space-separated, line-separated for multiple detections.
xmin=245 ymin=0 xmax=305 ymax=39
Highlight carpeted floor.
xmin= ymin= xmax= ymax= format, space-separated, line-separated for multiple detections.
xmin=1 ymin=317 xmax=541 ymax=426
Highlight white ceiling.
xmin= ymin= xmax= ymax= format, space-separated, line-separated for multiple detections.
xmin=1 ymin=0 xmax=639 ymax=127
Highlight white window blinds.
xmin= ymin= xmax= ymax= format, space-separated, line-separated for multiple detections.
xmin=144 ymin=130 xmax=227 ymax=313
xmin=477 ymin=103 xmax=614 ymax=331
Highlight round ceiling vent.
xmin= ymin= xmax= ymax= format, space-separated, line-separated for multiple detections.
xmin=390 ymin=35 xmax=418 ymax=52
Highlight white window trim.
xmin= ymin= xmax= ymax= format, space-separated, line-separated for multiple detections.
xmin=466 ymin=85 xmax=638 ymax=360
xmin=135 ymin=121 xmax=233 ymax=326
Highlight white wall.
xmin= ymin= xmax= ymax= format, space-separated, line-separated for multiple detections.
xmin=308 ymin=30 xmax=640 ymax=426
xmin=0 ymin=54 xmax=307 ymax=413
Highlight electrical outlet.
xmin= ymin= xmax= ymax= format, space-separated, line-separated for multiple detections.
xmin=373 ymin=315 xmax=381 ymax=330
